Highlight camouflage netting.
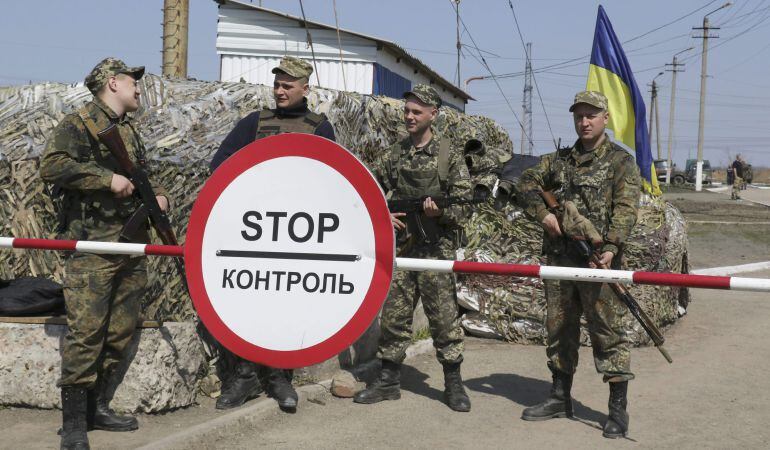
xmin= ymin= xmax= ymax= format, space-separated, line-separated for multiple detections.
xmin=0 ymin=74 xmax=689 ymax=348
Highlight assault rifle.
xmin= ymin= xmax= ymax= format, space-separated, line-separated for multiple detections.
xmin=97 ymin=124 xmax=186 ymax=280
xmin=540 ymin=190 xmax=673 ymax=364
xmin=387 ymin=189 xmax=488 ymax=254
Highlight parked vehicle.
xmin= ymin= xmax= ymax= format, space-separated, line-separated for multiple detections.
xmin=663 ymin=159 xmax=711 ymax=186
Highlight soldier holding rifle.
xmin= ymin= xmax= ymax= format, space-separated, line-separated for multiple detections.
xmin=516 ymin=91 xmax=641 ymax=438
xmin=40 ymin=58 xmax=169 ymax=450
xmin=354 ymin=85 xmax=473 ymax=412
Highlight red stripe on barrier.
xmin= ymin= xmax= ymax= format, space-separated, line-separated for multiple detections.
xmin=146 ymin=244 xmax=184 ymax=257
xmin=632 ymin=271 xmax=731 ymax=289
xmin=453 ymin=261 xmax=542 ymax=278
xmin=144 ymin=244 xmax=184 ymax=258
xmin=13 ymin=238 xmax=77 ymax=252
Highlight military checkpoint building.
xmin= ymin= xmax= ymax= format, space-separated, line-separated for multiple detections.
xmin=214 ymin=0 xmax=472 ymax=111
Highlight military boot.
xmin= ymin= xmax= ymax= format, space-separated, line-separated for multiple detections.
xmin=521 ymin=370 xmax=573 ymax=421
xmin=60 ymin=386 xmax=90 ymax=450
xmin=602 ymin=381 xmax=630 ymax=439
xmin=216 ymin=362 xmax=263 ymax=410
xmin=264 ymin=368 xmax=298 ymax=412
xmin=442 ymin=362 xmax=471 ymax=412
xmin=353 ymin=360 xmax=401 ymax=404
xmin=88 ymin=376 xmax=138 ymax=432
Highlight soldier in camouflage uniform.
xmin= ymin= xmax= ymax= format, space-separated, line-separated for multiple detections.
xmin=516 ymin=91 xmax=641 ymax=438
xmin=731 ymin=154 xmax=745 ymax=200
xmin=40 ymin=58 xmax=170 ymax=450
xmin=353 ymin=85 xmax=473 ymax=412
xmin=208 ymin=56 xmax=335 ymax=413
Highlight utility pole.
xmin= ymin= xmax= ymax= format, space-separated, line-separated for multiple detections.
xmin=454 ymin=0 xmax=461 ymax=88
xmin=520 ymin=42 xmax=533 ymax=155
xmin=693 ymin=2 xmax=731 ymax=191
xmin=162 ymin=0 xmax=189 ymax=78
xmin=648 ymin=72 xmax=664 ymax=160
xmin=664 ymin=48 xmax=692 ymax=184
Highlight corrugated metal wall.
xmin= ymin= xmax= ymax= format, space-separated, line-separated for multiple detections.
xmin=375 ymin=50 xmax=465 ymax=111
xmin=220 ymin=55 xmax=373 ymax=93
xmin=218 ymin=4 xmax=374 ymax=94
xmin=372 ymin=64 xmax=411 ymax=99
xmin=216 ymin=3 xmax=465 ymax=110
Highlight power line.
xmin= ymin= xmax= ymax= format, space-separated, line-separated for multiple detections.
xmin=681 ymin=6 xmax=770 ymax=64
xmin=623 ymin=0 xmax=720 ymax=44
xmin=298 ymin=0 xmax=321 ymax=86
xmin=474 ymin=0 xmax=726 ymax=81
xmin=504 ymin=0 xmax=557 ymax=148
xmin=448 ymin=0 xmax=534 ymax=149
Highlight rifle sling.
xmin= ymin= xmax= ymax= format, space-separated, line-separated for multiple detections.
xmin=77 ymin=107 xmax=102 ymax=143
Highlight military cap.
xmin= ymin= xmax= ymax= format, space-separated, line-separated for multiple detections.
xmin=271 ymin=56 xmax=314 ymax=79
xmin=84 ymin=57 xmax=145 ymax=94
xmin=403 ymin=84 xmax=442 ymax=107
xmin=569 ymin=90 xmax=608 ymax=112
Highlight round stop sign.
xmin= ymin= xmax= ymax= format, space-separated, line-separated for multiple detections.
xmin=185 ymin=134 xmax=394 ymax=368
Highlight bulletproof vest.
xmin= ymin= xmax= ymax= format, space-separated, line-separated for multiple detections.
xmin=254 ymin=107 xmax=327 ymax=140
xmin=387 ymin=137 xmax=451 ymax=201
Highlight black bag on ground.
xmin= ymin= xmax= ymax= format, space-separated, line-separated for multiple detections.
xmin=0 ymin=277 xmax=65 ymax=316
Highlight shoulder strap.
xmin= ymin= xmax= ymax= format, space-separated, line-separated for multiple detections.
xmin=438 ymin=137 xmax=451 ymax=190
xmin=77 ymin=106 xmax=100 ymax=142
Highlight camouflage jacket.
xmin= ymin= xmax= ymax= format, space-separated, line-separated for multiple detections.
xmin=39 ymin=98 xmax=168 ymax=242
xmin=517 ymin=135 xmax=641 ymax=256
xmin=372 ymin=133 xmax=473 ymax=238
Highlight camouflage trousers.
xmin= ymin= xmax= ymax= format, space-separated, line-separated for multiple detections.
xmin=377 ymin=243 xmax=464 ymax=365
xmin=59 ymin=253 xmax=146 ymax=387
xmin=543 ymin=254 xmax=634 ymax=382
xmin=732 ymin=176 xmax=743 ymax=199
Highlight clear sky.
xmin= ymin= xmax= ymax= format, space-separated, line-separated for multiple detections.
xmin=2 ymin=0 xmax=769 ymax=167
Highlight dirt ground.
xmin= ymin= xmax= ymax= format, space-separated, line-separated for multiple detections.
xmin=2 ymin=187 xmax=769 ymax=449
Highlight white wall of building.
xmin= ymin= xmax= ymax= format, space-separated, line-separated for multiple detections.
xmin=218 ymin=4 xmax=375 ymax=93
xmin=216 ymin=2 xmax=467 ymax=110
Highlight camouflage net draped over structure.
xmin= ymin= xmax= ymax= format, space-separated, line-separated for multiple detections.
xmin=0 ymin=75 xmax=689 ymax=346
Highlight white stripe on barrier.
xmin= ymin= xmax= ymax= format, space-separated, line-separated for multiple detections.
xmin=540 ymin=266 xmax=634 ymax=284
xmin=75 ymin=241 xmax=148 ymax=255
xmin=729 ymin=277 xmax=770 ymax=292
xmin=395 ymin=258 xmax=454 ymax=273
xmin=0 ymin=237 xmax=14 ymax=248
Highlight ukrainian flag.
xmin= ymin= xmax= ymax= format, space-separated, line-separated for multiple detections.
xmin=586 ymin=5 xmax=660 ymax=195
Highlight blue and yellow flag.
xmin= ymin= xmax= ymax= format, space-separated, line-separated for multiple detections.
xmin=586 ymin=5 xmax=660 ymax=195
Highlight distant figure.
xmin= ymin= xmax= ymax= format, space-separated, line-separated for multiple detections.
xmin=731 ymin=154 xmax=745 ymax=200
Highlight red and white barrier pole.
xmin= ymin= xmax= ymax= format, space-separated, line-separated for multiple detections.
xmin=393 ymin=258 xmax=770 ymax=292
xmin=2 ymin=237 xmax=769 ymax=292
xmin=0 ymin=237 xmax=183 ymax=257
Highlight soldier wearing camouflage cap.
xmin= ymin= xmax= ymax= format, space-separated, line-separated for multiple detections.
xmin=354 ymin=85 xmax=473 ymax=412
xmin=208 ymin=55 xmax=335 ymax=413
xmin=40 ymin=57 xmax=169 ymax=449
xmin=516 ymin=90 xmax=641 ymax=439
